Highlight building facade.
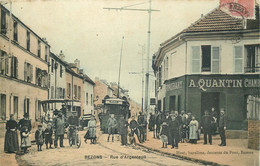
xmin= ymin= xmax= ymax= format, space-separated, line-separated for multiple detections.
xmin=0 ymin=4 xmax=50 ymax=132
xmin=83 ymin=75 xmax=95 ymax=115
xmin=153 ymin=6 xmax=260 ymax=130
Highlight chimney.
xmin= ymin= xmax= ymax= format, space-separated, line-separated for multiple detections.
xmin=201 ymin=14 xmax=204 ymax=18
xmin=74 ymin=59 xmax=80 ymax=68
xmin=59 ymin=50 xmax=65 ymax=61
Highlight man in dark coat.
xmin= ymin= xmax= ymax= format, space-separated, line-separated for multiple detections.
xmin=186 ymin=112 xmax=192 ymax=141
xmin=119 ymin=116 xmax=129 ymax=145
xmin=18 ymin=113 xmax=32 ymax=142
xmin=165 ymin=112 xmax=172 ymax=145
xmin=53 ymin=113 xmax=65 ymax=148
xmin=201 ymin=111 xmax=214 ymax=145
xmin=155 ymin=112 xmax=162 ymax=139
xmin=218 ymin=108 xmax=227 ymax=146
xmin=137 ymin=112 xmax=147 ymax=143
xmin=210 ymin=107 xmax=218 ymax=135
xmin=169 ymin=115 xmax=179 ymax=149
xmin=148 ymin=113 xmax=155 ymax=132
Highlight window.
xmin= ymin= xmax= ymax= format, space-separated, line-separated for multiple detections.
xmin=201 ymin=45 xmax=211 ymax=71
xmin=13 ymin=96 xmax=18 ymax=119
xmin=0 ymin=50 xmax=9 ymax=75
xmin=191 ymin=46 xmax=201 ymax=73
xmin=158 ymin=67 xmax=162 ymax=86
xmin=37 ymin=40 xmax=41 ymax=58
xmin=10 ymin=56 xmax=18 ymax=78
xmin=169 ymin=96 xmax=176 ymax=111
xmin=0 ymin=94 xmax=6 ymax=120
xmin=163 ymin=97 xmax=166 ymax=112
xmin=26 ymin=31 xmax=30 ymax=51
xmin=13 ymin=21 xmax=18 ymax=41
xmin=1 ymin=9 xmax=7 ymax=35
xmin=45 ymin=46 xmax=48 ymax=62
xmin=36 ymin=68 xmax=42 ymax=86
xmin=24 ymin=62 xmax=33 ymax=83
xmin=51 ymin=86 xmax=54 ymax=99
xmin=245 ymin=45 xmax=260 ymax=73
xmin=51 ymin=59 xmax=54 ymax=73
xmin=78 ymin=86 xmax=81 ymax=100
xmin=234 ymin=46 xmax=243 ymax=73
xmin=60 ymin=65 xmax=62 ymax=77
xmin=86 ymin=93 xmax=88 ymax=105
xmin=164 ymin=57 xmax=168 ymax=80
xmin=67 ymin=83 xmax=71 ymax=98
xmin=63 ymin=88 xmax=65 ymax=99
xmin=24 ymin=98 xmax=30 ymax=117
xmin=91 ymin=94 xmax=93 ymax=106
xmin=158 ymin=100 xmax=161 ymax=111
xmin=74 ymin=85 xmax=77 ymax=99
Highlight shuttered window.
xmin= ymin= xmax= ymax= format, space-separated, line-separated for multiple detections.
xmin=191 ymin=46 xmax=201 ymax=73
xmin=211 ymin=47 xmax=220 ymax=73
xmin=11 ymin=56 xmax=18 ymax=78
xmin=234 ymin=46 xmax=243 ymax=73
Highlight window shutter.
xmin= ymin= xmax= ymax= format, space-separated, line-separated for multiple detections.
xmin=191 ymin=46 xmax=201 ymax=73
xmin=11 ymin=56 xmax=14 ymax=77
xmin=5 ymin=53 xmax=9 ymax=75
xmin=234 ymin=46 xmax=243 ymax=73
xmin=30 ymin=64 xmax=33 ymax=82
xmin=24 ymin=62 xmax=27 ymax=81
xmin=211 ymin=47 xmax=220 ymax=73
xmin=15 ymin=57 xmax=18 ymax=78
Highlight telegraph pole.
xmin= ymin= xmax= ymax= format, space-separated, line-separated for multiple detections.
xmin=117 ymin=36 xmax=124 ymax=98
xmin=104 ymin=0 xmax=159 ymax=114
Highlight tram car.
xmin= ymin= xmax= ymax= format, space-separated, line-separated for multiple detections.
xmin=100 ymin=95 xmax=131 ymax=133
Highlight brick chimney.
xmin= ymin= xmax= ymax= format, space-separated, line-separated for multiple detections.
xmin=74 ymin=59 xmax=80 ymax=68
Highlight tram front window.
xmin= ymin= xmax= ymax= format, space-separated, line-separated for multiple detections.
xmin=104 ymin=104 xmax=125 ymax=115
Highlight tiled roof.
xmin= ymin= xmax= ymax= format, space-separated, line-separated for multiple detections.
xmin=160 ymin=6 xmax=259 ymax=47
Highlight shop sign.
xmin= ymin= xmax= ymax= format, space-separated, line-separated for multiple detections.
xmin=166 ymin=81 xmax=183 ymax=91
xmin=189 ymin=78 xmax=260 ymax=91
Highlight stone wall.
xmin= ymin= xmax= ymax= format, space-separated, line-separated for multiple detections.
xmin=248 ymin=120 xmax=260 ymax=150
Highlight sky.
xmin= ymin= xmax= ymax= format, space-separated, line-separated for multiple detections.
xmin=6 ymin=0 xmax=219 ymax=104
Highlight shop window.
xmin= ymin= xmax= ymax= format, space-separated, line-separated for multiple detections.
xmin=234 ymin=46 xmax=243 ymax=73
xmin=26 ymin=31 xmax=30 ymax=51
xmin=13 ymin=96 xmax=18 ymax=119
xmin=245 ymin=45 xmax=260 ymax=73
xmin=37 ymin=40 xmax=41 ymax=58
xmin=0 ymin=50 xmax=9 ymax=75
xmin=13 ymin=21 xmax=18 ymax=41
xmin=24 ymin=62 xmax=33 ymax=83
xmin=0 ymin=94 xmax=6 ymax=120
xmin=1 ymin=9 xmax=7 ymax=35
xmin=11 ymin=56 xmax=18 ymax=78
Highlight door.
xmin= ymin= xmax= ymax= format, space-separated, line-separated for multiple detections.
xmin=201 ymin=92 xmax=220 ymax=118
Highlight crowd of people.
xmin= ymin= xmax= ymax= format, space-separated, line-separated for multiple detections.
xmin=148 ymin=107 xmax=227 ymax=149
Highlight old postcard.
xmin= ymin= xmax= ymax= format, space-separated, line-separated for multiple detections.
xmin=0 ymin=0 xmax=259 ymax=165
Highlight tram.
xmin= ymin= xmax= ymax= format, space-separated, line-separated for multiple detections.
xmin=99 ymin=95 xmax=131 ymax=133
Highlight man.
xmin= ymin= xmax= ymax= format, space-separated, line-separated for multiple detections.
xmin=68 ymin=112 xmax=79 ymax=144
xmin=186 ymin=112 xmax=192 ymax=140
xmin=174 ymin=111 xmax=182 ymax=142
xmin=169 ymin=115 xmax=179 ymax=149
xmin=18 ymin=113 xmax=32 ymax=142
xmin=137 ymin=112 xmax=147 ymax=143
xmin=118 ymin=116 xmax=129 ymax=146
xmin=53 ymin=112 xmax=65 ymax=148
xmin=201 ymin=111 xmax=214 ymax=145
xmin=129 ymin=116 xmax=138 ymax=144
xmin=165 ymin=112 xmax=172 ymax=145
xmin=210 ymin=107 xmax=218 ymax=135
xmin=107 ymin=114 xmax=117 ymax=142
xmin=155 ymin=111 xmax=162 ymax=139
xmin=218 ymin=108 xmax=227 ymax=146
xmin=148 ymin=113 xmax=155 ymax=133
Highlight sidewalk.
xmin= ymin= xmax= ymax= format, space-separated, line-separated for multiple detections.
xmin=0 ymin=136 xmax=19 ymax=166
xmin=136 ymin=131 xmax=259 ymax=166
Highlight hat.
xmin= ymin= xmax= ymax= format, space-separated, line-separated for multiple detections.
xmin=162 ymin=122 xmax=167 ymax=126
xmin=24 ymin=113 xmax=29 ymax=118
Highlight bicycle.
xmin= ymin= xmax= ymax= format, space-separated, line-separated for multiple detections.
xmin=68 ymin=125 xmax=81 ymax=148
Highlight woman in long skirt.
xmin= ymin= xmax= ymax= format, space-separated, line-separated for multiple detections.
xmin=4 ymin=114 xmax=19 ymax=153
xmin=87 ymin=116 xmax=96 ymax=144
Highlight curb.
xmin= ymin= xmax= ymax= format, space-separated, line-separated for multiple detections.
xmin=136 ymin=143 xmax=224 ymax=166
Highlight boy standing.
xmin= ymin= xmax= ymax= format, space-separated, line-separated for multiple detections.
xmin=35 ymin=125 xmax=44 ymax=151
xmin=44 ymin=123 xmax=53 ymax=149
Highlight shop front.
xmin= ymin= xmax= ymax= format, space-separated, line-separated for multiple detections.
xmin=164 ymin=74 xmax=260 ymax=130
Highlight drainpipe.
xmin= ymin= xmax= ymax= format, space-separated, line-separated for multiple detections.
xmin=71 ymin=73 xmax=73 ymax=112
xmin=185 ymin=41 xmax=187 ymax=112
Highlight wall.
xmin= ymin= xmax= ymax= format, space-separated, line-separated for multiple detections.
xmin=84 ymin=81 xmax=94 ymax=115
xmin=248 ymin=120 xmax=260 ymax=150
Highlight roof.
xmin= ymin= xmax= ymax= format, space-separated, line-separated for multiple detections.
xmin=160 ymin=5 xmax=259 ymax=47
xmin=83 ymin=74 xmax=95 ymax=85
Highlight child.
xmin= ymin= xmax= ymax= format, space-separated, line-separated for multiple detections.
xmin=44 ymin=123 xmax=53 ymax=149
xmin=160 ymin=122 xmax=168 ymax=148
xmin=20 ymin=126 xmax=31 ymax=153
xmin=35 ymin=125 xmax=44 ymax=151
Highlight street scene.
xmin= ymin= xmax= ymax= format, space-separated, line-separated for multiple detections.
xmin=0 ymin=0 xmax=259 ymax=166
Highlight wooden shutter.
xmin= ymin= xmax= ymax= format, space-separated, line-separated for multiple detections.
xmin=29 ymin=64 xmax=33 ymax=82
xmin=24 ymin=62 xmax=27 ymax=81
xmin=211 ymin=46 xmax=220 ymax=73
xmin=234 ymin=46 xmax=243 ymax=73
xmin=191 ymin=46 xmax=201 ymax=73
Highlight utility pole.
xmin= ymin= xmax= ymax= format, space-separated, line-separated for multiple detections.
xmin=104 ymin=0 xmax=159 ymax=114
xmin=117 ymin=36 xmax=124 ymax=98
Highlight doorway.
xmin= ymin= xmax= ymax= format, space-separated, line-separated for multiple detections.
xmin=201 ymin=92 xmax=220 ymax=118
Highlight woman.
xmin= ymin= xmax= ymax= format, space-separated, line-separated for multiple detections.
xmin=87 ymin=116 xmax=96 ymax=144
xmin=189 ymin=116 xmax=199 ymax=144
xmin=4 ymin=114 xmax=19 ymax=153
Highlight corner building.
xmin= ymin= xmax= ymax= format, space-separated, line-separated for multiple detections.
xmin=152 ymin=6 xmax=260 ymax=130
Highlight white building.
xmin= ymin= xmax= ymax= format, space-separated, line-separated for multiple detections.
xmin=83 ymin=74 xmax=95 ymax=115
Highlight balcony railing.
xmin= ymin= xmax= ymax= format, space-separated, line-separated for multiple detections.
xmin=244 ymin=67 xmax=260 ymax=73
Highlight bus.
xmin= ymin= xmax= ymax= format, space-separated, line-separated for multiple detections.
xmin=99 ymin=96 xmax=130 ymax=133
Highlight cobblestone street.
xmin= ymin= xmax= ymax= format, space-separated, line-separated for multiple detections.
xmin=17 ymin=131 xmax=202 ymax=166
